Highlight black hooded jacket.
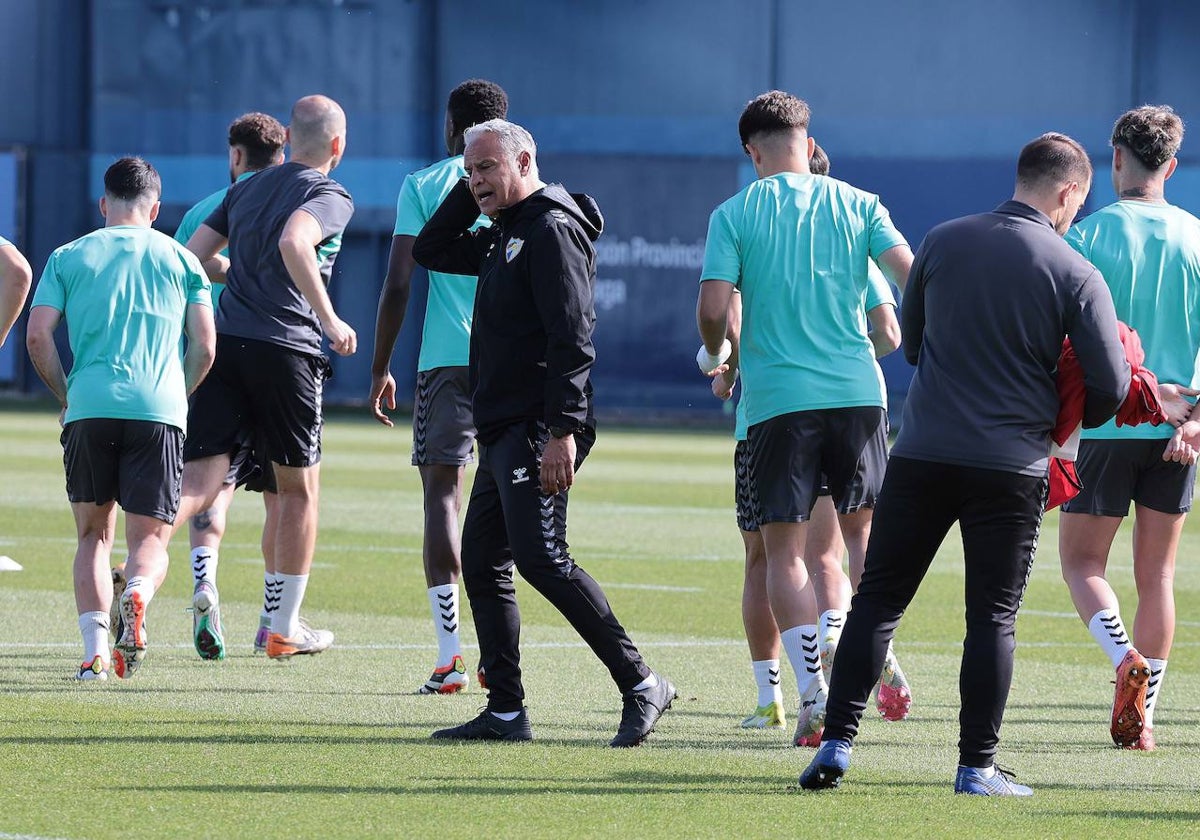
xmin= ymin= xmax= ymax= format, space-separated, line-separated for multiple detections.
xmin=412 ymin=179 xmax=603 ymax=445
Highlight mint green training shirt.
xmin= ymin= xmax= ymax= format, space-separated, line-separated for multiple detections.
xmin=732 ymin=260 xmax=896 ymax=440
xmin=394 ymin=155 xmax=490 ymax=371
xmin=175 ymin=171 xmax=256 ymax=309
xmin=0 ymin=235 xmax=10 ymax=248
xmin=703 ymin=172 xmax=907 ymax=430
xmin=1067 ymin=200 xmax=1200 ymax=440
xmin=31 ymin=226 xmax=211 ymax=430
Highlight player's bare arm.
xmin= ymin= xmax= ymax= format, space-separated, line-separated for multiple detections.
xmin=368 ymin=234 xmax=418 ymax=426
xmin=26 ymin=305 xmax=67 ymax=406
xmin=279 ymin=208 xmax=356 ymax=356
xmin=877 ymin=243 xmax=914 ymax=295
xmin=0 ymin=244 xmax=33 ymax=347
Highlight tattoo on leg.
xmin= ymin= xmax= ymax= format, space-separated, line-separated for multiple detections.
xmin=192 ymin=510 xmax=214 ymax=530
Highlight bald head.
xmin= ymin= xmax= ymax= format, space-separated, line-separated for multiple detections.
xmin=289 ymin=95 xmax=347 ymax=168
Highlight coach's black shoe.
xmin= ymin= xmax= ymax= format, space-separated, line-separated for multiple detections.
xmin=431 ymin=708 xmax=533 ymax=742
xmin=611 ymin=673 xmax=676 ymax=747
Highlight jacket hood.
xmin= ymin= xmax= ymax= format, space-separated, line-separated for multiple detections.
xmin=511 ymin=183 xmax=604 ymax=242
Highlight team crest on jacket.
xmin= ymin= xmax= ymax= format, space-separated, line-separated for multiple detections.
xmin=505 ymin=237 xmax=524 ymax=262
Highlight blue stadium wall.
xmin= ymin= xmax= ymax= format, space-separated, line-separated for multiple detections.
xmin=3 ymin=0 xmax=1200 ymax=421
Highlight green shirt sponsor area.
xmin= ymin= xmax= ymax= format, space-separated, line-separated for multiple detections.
xmin=31 ymin=226 xmax=211 ymax=430
xmin=1068 ymin=200 xmax=1200 ymax=440
xmin=703 ymin=172 xmax=906 ymax=430
xmin=174 ymin=171 xmax=256 ymax=309
xmin=394 ymin=156 xmax=490 ymax=371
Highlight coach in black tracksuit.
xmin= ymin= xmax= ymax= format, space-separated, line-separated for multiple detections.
xmin=412 ymin=119 xmax=674 ymax=747
xmin=802 ymin=133 xmax=1131 ymax=795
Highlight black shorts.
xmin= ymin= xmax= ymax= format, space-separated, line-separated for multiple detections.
xmin=734 ymin=439 xmax=761 ymax=532
xmin=185 ymin=335 xmax=332 ymax=469
xmin=747 ymin=406 xmax=888 ymax=524
xmin=225 ymin=429 xmax=277 ymax=494
xmin=412 ymin=366 xmax=476 ymax=466
xmin=61 ymin=418 xmax=184 ymax=523
xmin=1061 ymin=438 xmax=1196 ymax=516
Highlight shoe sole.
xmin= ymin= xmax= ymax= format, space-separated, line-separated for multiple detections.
xmin=266 ymin=635 xmax=333 ymax=659
xmin=877 ymin=683 xmax=912 ymax=722
xmin=794 ymin=704 xmax=827 ymax=747
xmin=1111 ymin=653 xmax=1151 ymax=747
xmin=194 ymin=613 xmax=226 ymax=661
xmin=800 ymin=763 xmax=845 ymax=790
xmin=113 ymin=591 xmax=147 ymax=679
xmin=418 ymin=680 xmax=467 ymax=695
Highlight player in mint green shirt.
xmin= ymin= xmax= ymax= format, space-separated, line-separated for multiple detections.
xmin=26 ymin=157 xmax=215 ymax=682
xmin=0 ymin=234 xmax=32 ymax=349
xmin=368 ymin=79 xmax=508 ymax=694
xmin=173 ymin=111 xmax=286 ymax=662
xmin=697 ymin=93 xmax=912 ymax=747
xmin=1059 ymin=106 xmax=1200 ymax=750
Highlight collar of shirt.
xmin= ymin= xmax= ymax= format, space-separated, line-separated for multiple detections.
xmin=993 ymin=199 xmax=1055 ymax=229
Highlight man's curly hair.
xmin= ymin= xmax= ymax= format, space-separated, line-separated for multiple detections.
xmin=228 ymin=112 xmax=286 ymax=170
xmin=448 ymin=79 xmax=509 ymax=137
xmin=738 ymin=90 xmax=810 ymax=149
xmin=1111 ymin=105 xmax=1184 ymax=170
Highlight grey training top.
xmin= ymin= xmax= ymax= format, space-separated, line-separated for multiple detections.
xmin=893 ymin=200 xmax=1129 ymax=477
xmin=204 ymin=161 xmax=353 ymax=356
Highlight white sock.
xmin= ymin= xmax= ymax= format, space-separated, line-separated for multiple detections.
xmin=427 ymin=584 xmax=462 ymax=667
xmin=818 ymin=609 xmax=846 ymax=649
xmin=1088 ymin=609 xmax=1134 ymax=668
xmin=191 ymin=547 xmax=217 ymax=587
xmin=752 ymin=659 xmax=783 ymax=707
xmin=975 ymin=764 xmax=997 ymax=778
xmin=124 ymin=576 xmax=156 ymax=607
xmin=272 ymin=573 xmax=309 ymax=638
xmin=262 ymin=573 xmax=282 ymax=621
xmin=491 ymin=710 xmax=521 ymax=721
xmin=631 ymin=672 xmax=659 ymax=692
xmin=78 ymin=611 xmax=110 ymax=663
xmin=1145 ymin=658 xmax=1167 ymax=727
xmin=781 ymin=624 xmax=826 ymax=697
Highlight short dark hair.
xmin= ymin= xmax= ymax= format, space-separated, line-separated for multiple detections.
xmin=738 ymin=90 xmax=811 ymax=148
xmin=1016 ymin=132 xmax=1092 ymax=190
xmin=1111 ymin=105 xmax=1184 ymax=170
xmin=810 ymin=143 xmax=830 ymax=176
xmin=104 ymin=157 xmax=161 ymax=203
xmin=447 ymin=79 xmax=509 ymax=137
xmin=228 ymin=112 xmax=286 ymax=170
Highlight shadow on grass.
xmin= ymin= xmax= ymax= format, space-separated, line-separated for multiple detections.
xmin=123 ymin=768 xmax=793 ymax=797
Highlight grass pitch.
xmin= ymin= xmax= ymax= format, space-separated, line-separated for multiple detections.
xmin=2 ymin=409 xmax=1199 ymax=838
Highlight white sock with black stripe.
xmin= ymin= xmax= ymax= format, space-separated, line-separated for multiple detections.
xmin=262 ymin=573 xmax=282 ymax=623
xmin=1144 ymin=657 xmax=1167 ymax=727
xmin=191 ymin=547 xmax=217 ymax=588
xmin=1088 ymin=609 xmax=1134 ymax=668
xmin=752 ymin=658 xmax=783 ymax=708
xmin=427 ymin=584 xmax=461 ymax=668
xmin=781 ymin=625 xmax=826 ymax=697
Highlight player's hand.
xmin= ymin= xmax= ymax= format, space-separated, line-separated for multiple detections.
xmin=696 ymin=340 xmax=732 ymax=375
xmin=540 ymin=434 xmax=576 ymax=495
xmin=709 ymin=363 xmax=737 ymax=400
xmin=322 ymin=315 xmax=357 ymax=356
xmin=1164 ymin=420 xmax=1200 ymax=464
xmin=1157 ymin=383 xmax=1200 ymax=427
xmin=370 ymin=371 xmax=396 ymax=427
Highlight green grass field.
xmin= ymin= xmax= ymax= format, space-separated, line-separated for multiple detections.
xmin=2 ymin=409 xmax=1199 ymax=839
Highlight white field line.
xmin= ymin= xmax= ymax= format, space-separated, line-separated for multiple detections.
xmin=1 ymin=536 xmax=731 ymax=564
xmin=0 ymin=833 xmax=74 ymax=840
